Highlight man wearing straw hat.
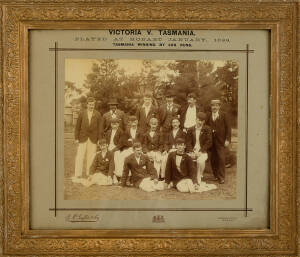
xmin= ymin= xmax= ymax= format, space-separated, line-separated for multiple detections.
xmin=206 ymin=99 xmax=231 ymax=184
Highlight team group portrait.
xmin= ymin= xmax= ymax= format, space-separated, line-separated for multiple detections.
xmin=64 ymin=59 xmax=238 ymax=200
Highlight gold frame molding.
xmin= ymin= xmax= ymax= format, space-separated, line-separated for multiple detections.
xmin=0 ymin=1 xmax=298 ymax=256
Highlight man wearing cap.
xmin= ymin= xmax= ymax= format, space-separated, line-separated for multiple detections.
xmin=180 ymin=93 xmax=204 ymax=132
xmin=105 ymin=117 xmax=124 ymax=152
xmin=206 ymin=99 xmax=231 ymax=184
xmin=136 ymin=93 xmax=158 ymax=133
xmin=80 ymin=139 xmax=114 ymax=187
xmin=186 ymin=112 xmax=212 ymax=184
xmin=101 ymin=99 xmax=125 ymax=135
xmin=164 ymin=138 xmax=198 ymax=193
xmin=158 ymin=91 xmax=180 ymax=137
xmin=121 ymin=142 xmax=164 ymax=192
xmin=73 ymin=97 xmax=102 ymax=181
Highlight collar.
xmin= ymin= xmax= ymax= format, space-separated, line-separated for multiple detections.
xmin=142 ymin=104 xmax=152 ymax=109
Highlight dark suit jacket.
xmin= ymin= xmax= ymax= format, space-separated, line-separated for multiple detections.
xmin=121 ymin=153 xmax=158 ymax=187
xmin=179 ymin=104 xmax=204 ymax=129
xmin=104 ymin=128 xmax=124 ymax=151
xmin=163 ymin=129 xmax=186 ymax=152
xmin=206 ymin=111 xmax=231 ymax=146
xmin=142 ymin=130 xmax=164 ymax=152
xmin=75 ymin=109 xmax=102 ymax=144
xmin=158 ymin=103 xmax=180 ymax=131
xmin=89 ymin=151 xmax=114 ymax=177
xmin=186 ymin=125 xmax=212 ymax=153
xmin=101 ymin=109 xmax=126 ymax=135
xmin=120 ymin=128 xmax=144 ymax=151
xmin=136 ymin=105 xmax=158 ymax=133
xmin=165 ymin=151 xmax=197 ymax=186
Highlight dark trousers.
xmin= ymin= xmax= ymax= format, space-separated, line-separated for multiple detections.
xmin=210 ymin=141 xmax=225 ymax=180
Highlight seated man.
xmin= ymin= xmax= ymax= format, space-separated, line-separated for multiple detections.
xmin=142 ymin=117 xmax=164 ymax=177
xmin=161 ymin=116 xmax=186 ymax=179
xmin=186 ymin=112 xmax=212 ymax=184
xmin=164 ymin=138 xmax=198 ymax=193
xmin=81 ymin=139 xmax=114 ymax=187
xmin=114 ymin=115 xmax=143 ymax=179
xmin=121 ymin=142 xmax=164 ymax=192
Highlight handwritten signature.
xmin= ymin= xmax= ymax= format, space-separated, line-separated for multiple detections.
xmin=65 ymin=214 xmax=101 ymax=223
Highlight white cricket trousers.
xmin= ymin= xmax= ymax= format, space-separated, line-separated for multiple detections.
xmin=74 ymin=138 xmax=97 ymax=177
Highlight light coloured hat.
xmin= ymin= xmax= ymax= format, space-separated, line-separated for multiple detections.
xmin=210 ymin=99 xmax=221 ymax=105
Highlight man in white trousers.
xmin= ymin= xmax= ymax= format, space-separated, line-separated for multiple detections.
xmin=72 ymin=97 xmax=102 ymax=182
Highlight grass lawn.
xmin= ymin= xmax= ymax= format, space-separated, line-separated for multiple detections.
xmin=64 ymin=136 xmax=236 ymax=200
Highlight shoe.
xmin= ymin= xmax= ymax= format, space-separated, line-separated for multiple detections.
xmin=219 ymin=179 xmax=225 ymax=184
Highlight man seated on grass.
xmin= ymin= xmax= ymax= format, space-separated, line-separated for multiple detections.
xmin=121 ymin=142 xmax=164 ymax=192
xmin=81 ymin=139 xmax=114 ymax=187
xmin=164 ymin=138 xmax=199 ymax=193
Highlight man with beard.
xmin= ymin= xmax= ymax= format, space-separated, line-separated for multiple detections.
xmin=206 ymin=99 xmax=231 ymax=184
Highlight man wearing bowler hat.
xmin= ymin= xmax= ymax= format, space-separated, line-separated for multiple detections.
xmin=73 ymin=97 xmax=102 ymax=182
xmin=206 ymin=99 xmax=231 ymax=184
xmin=101 ymin=98 xmax=125 ymax=135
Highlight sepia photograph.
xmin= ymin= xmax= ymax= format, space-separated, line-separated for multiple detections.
xmin=64 ymin=58 xmax=238 ymax=200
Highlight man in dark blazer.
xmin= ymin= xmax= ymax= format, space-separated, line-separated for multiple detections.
xmin=164 ymin=138 xmax=198 ymax=193
xmin=158 ymin=91 xmax=180 ymax=137
xmin=74 ymin=97 xmax=102 ymax=179
xmin=161 ymin=116 xmax=186 ymax=178
xmin=105 ymin=117 xmax=124 ymax=152
xmin=101 ymin=99 xmax=126 ymax=135
xmin=206 ymin=99 xmax=231 ymax=184
xmin=142 ymin=117 xmax=164 ymax=177
xmin=180 ymin=93 xmax=204 ymax=132
xmin=136 ymin=93 xmax=158 ymax=133
xmin=186 ymin=112 xmax=212 ymax=184
xmin=121 ymin=142 xmax=164 ymax=192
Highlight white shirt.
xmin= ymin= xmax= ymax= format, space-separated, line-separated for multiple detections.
xmin=212 ymin=111 xmax=219 ymax=121
xmin=195 ymin=127 xmax=202 ymax=152
xmin=87 ymin=110 xmax=93 ymax=124
xmin=108 ymin=129 xmax=117 ymax=151
xmin=101 ymin=151 xmax=107 ymax=159
xmin=167 ymin=103 xmax=173 ymax=112
xmin=149 ymin=131 xmax=155 ymax=138
xmin=172 ymin=128 xmax=179 ymax=138
xmin=184 ymin=105 xmax=197 ymax=129
xmin=143 ymin=104 xmax=151 ymax=117
xmin=130 ymin=127 xmax=137 ymax=139
xmin=110 ymin=110 xmax=117 ymax=119
xmin=135 ymin=156 xmax=141 ymax=165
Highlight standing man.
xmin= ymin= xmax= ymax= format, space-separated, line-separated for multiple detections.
xmin=186 ymin=112 xmax=212 ymax=184
xmin=73 ymin=97 xmax=102 ymax=180
xmin=206 ymin=99 xmax=231 ymax=184
xmin=180 ymin=93 xmax=203 ymax=132
xmin=101 ymin=99 xmax=126 ymax=135
xmin=136 ymin=93 xmax=158 ymax=133
xmin=158 ymin=91 xmax=180 ymax=137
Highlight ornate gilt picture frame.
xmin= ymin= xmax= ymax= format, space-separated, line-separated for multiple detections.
xmin=0 ymin=0 xmax=299 ymax=256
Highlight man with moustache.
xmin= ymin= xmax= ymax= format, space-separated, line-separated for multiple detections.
xmin=101 ymin=99 xmax=126 ymax=135
xmin=73 ymin=97 xmax=102 ymax=181
xmin=180 ymin=93 xmax=204 ymax=132
xmin=186 ymin=112 xmax=212 ymax=184
xmin=136 ymin=93 xmax=158 ymax=133
xmin=206 ymin=99 xmax=231 ymax=184
xmin=158 ymin=91 xmax=180 ymax=137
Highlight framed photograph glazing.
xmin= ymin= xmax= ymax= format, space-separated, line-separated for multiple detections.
xmin=0 ymin=1 xmax=298 ymax=256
